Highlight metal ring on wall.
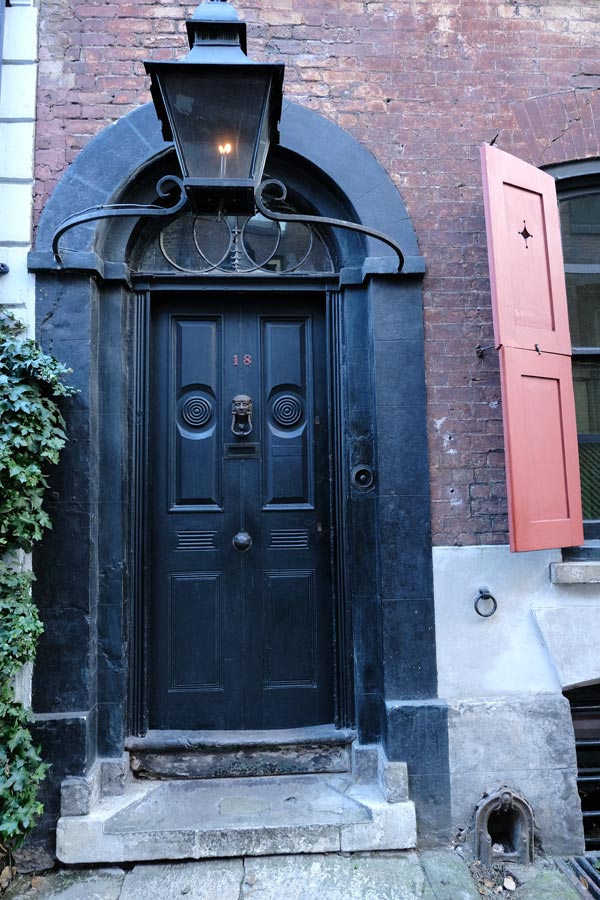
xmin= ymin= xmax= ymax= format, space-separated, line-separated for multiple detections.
xmin=474 ymin=589 xmax=497 ymax=618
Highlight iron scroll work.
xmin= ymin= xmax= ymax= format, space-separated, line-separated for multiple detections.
xmin=51 ymin=175 xmax=405 ymax=273
xmin=254 ymin=180 xmax=405 ymax=271
xmin=51 ymin=176 xmax=188 ymax=264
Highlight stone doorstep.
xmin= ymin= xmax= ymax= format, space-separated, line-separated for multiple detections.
xmin=56 ymin=773 xmax=417 ymax=865
xmin=125 ymin=726 xmax=356 ymax=780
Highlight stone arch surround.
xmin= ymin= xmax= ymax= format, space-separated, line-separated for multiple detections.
xmin=29 ymin=99 xmax=443 ymax=857
xmin=34 ymin=100 xmax=423 ymax=268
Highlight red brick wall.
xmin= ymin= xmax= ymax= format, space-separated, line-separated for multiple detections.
xmin=34 ymin=0 xmax=600 ymax=545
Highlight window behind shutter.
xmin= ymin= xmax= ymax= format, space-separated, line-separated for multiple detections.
xmin=480 ymin=143 xmax=583 ymax=551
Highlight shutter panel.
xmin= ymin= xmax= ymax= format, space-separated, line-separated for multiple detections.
xmin=480 ymin=143 xmax=583 ymax=551
xmin=481 ymin=143 xmax=571 ymax=355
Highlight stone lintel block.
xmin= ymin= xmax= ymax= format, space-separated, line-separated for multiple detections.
xmin=550 ymin=561 xmax=600 ymax=584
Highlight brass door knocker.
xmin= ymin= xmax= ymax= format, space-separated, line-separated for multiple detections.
xmin=231 ymin=394 xmax=253 ymax=436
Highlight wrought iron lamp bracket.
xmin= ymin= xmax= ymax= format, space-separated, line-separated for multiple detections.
xmin=51 ymin=175 xmax=406 ymax=272
xmin=51 ymin=176 xmax=188 ymax=265
xmin=255 ymin=180 xmax=405 ymax=272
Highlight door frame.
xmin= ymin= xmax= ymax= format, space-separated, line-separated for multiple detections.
xmin=128 ymin=282 xmax=353 ymax=736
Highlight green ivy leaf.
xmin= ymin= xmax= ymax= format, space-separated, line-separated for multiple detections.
xmin=0 ymin=309 xmax=73 ymax=851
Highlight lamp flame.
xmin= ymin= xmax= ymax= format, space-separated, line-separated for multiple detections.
xmin=218 ymin=142 xmax=232 ymax=177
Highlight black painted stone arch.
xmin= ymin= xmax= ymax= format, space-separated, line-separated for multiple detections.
xmin=34 ymin=100 xmax=423 ymax=268
xmin=30 ymin=99 xmax=446 ymax=856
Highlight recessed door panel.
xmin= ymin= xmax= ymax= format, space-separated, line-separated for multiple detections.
xmin=263 ymin=570 xmax=317 ymax=687
xmin=263 ymin=318 xmax=313 ymax=508
xmin=149 ymin=294 xmax=333 ymax=730
xmin=169 ymin=573 xmax=223 ymax=691
xmin=171 ymin=318 xmax=222 ymax=510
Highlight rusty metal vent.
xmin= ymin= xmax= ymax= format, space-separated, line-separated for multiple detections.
xmin=565 ymin=685 xmax=600 ymax=850
xmin=474 ymin=787 xmax=534 ymax=866
xmin=557 ymin=857 xmax=600 ymax=898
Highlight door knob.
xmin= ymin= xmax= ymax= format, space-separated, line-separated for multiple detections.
xmin=351 ymin=464 xmax=375 ymax=491
xmin=232 ymin=531 xmax=253 ymax=552
xmin=231 ymin=394 xmax=253 ymax=436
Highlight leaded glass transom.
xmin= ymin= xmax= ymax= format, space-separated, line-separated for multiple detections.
xmin=134 ymin=209 xmax=335 ymax=275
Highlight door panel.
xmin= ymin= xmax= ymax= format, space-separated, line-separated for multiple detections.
xmin=169 ymin=572 xmax=223 ymax=690
xmin=263 ymin=570 xmax=317 ymax=687
xmin=262 ymin=318 xmax=312 ymax=508
xmin=148 ymin=294 xmax=333 ymax=730
xmin=172 ymin=317 xmax=222 ymax=509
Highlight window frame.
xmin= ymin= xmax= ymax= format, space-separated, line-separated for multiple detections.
xmin=549 ymin=160 xmax=600 ymax=541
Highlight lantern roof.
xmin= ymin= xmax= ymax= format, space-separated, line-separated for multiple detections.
xmin=185 ymin=0 xmax=248 ymax=56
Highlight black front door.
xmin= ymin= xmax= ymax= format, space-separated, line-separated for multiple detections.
xmin=148 ymin=293 xmax=334 ymax=730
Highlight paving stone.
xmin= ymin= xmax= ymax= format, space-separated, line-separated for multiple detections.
xmin=5 ymin=854 xmax=587 ymax=899
xmin=242 ymin=852 xmax=434 ymax=900
xmin=514 ymin=869 xmax=582 ymax=900
xmin=120 ymin=860 xmax=243 ymax=900
xmin=420 ymin=851 xmax=481 ymax=900
xmin=6 ymin=868 xmax=125 ymax=900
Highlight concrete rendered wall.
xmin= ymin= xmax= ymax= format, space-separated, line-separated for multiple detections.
xmin=433 ymin=545 xmax=597 ymax=854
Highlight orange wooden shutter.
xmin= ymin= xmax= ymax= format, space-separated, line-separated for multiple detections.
xmin=480 ymin=143 xmax=583 ymax=551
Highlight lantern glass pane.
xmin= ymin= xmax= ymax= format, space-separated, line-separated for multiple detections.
xmin=161 ymin=70 xmax=271 ymax=180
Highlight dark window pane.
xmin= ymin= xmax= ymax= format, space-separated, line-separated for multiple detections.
xmin=560 ymin=194 xmax=600 ymax=264
xmin=566 ymin=273 xmax=600 ymax=347
xmin=573 ymin=359 xmax=600 ymax=434
xmin=579 ymin=442 xmax=600 ymax=520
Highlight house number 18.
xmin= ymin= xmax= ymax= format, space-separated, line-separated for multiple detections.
xmin=233 ymin=355 xmax=253 ymax=366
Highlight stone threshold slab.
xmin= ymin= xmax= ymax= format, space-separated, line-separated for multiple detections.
xmin=125 ymin=726 xmax=357 ymax=750
xmin=56 ymin=774 xmax=416 ymax=864
xmin=126 ymin=726 xmax=356 ymax=779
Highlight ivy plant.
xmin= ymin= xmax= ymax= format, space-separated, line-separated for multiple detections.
xmin=0 ymin=309 xmax=75 ymax=859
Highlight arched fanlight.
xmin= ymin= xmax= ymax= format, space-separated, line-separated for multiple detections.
xmin=51 ymin=0 xmax=405 ymax=270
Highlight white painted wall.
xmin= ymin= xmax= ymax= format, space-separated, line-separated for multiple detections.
xmin=433 ymin=544 xmax=600 ymax=697
xmin=0 ymin=0 xmax=38 ymax=329
xmin=433 ymin=543 xmax=596 ymax=854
